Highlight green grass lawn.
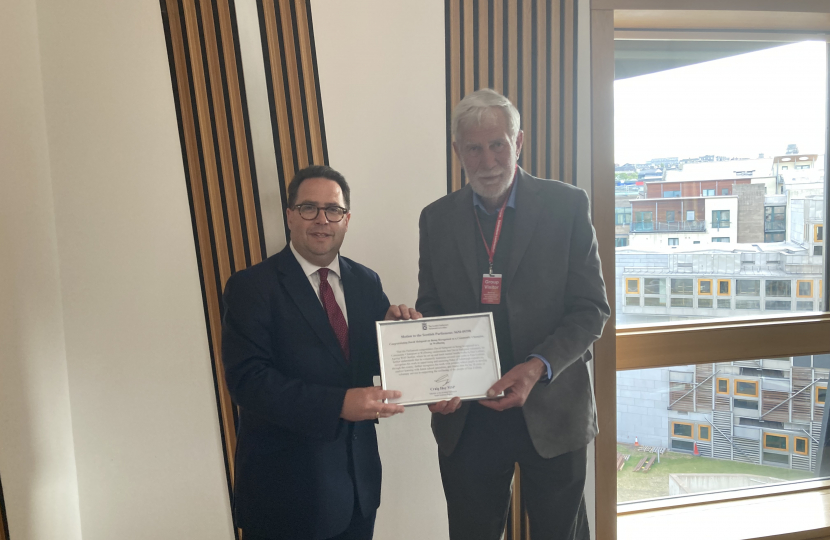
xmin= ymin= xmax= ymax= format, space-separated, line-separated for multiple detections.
xmin=616 ymin=443 xmax=813 ymax=503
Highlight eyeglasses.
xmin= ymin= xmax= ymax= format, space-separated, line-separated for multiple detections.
xmin=293 ymin=204 xmax=348 ymax=222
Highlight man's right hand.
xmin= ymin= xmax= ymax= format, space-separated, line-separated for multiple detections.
xmin=341 ymin=387 xmax=406 ymax=421
xmin=428 ymin=396 xmax=462 ymax=415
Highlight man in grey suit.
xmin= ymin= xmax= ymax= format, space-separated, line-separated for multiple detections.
xmin=416 ymin=89 xmax=610 ymax=540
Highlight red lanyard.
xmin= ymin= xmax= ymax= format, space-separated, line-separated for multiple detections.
xmin=474 ymin=181 xmax=515 ymax=275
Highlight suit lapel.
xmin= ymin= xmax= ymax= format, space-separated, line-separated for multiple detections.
xmin=275 ymin=248 xmax=348 ymax=369
xmin=449 ymin=186 xmax=481 ymax=305
xmin=505 ymin=170 xmax=543 ymax=288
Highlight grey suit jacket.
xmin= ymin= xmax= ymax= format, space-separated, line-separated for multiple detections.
xmin=416 ymin=168 xmax=610 ymax=459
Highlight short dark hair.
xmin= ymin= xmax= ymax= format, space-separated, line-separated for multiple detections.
xmin=287 ymin=165 xmax=350 ymax=209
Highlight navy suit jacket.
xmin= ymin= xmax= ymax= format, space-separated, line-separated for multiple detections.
xmin=221 ymin=246 xmax=390 ymax=539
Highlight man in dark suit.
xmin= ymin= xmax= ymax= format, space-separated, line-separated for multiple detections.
xmin=417 ymin=89 xmax=610 ymax=540
xmin=222 ymin=165 xmax=418 ymax=540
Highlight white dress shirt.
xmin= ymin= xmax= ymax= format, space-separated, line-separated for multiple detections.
xmin=290 ymin=242 xmax=348 ymax=324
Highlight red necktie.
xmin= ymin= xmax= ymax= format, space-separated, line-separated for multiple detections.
xmin=317 ymin=268 xmax=350 ymax=362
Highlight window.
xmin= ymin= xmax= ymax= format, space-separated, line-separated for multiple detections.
xmin=765 ymin=232 xmax=785 ymax=242
xmin=644 ymin=297 xmax=666 ymax=307
xmin=797 ymin=280 xmax=813 ymax=298
xmin=817 ymin=224 xmax=824 ymax=242
xmin=664 ymin=190 xmax=681 ymax=198
xmin=698 ymin=425 xmax=711 ymax=441
xmin=698 ymin=298 xmax=713 ymax=308
xmin=718 ymin=279 xmax=730 ymax=295
xmin=734 ymin=398 xmax=759 ymax=410
xmin=765 ymin=206 xmax=786 ymax=232
xmin=702 ymin=189 xmax=715 ymax=196
xmin=672 ymin=422 xmax=693 ymax=438
xmin=668 ymin=238 xmax=679 ymax=246
xmin=795 ymin=437 xmax=809 ymax=456
xmin=763 ymin=433 xmax=788 ymax=451
xmin=615 ymin=207 xmax=632 ymax=225
xmin=736 ymin=279 xmax=761 ymax=296
xmin=699 ymin=279 xmax=712 ymax=295
xmin=634 ymin=211 xmax=653 ymax=231
xmin=818 ymin=386 xmax=827 ymax=405
xmin=713 ymin=210 xmax=731 ymax=228
xmin=796 ymin=300 xmax=815 ymax=311
xmin=763 ymin=452 xmax=790 ymax=466
xmin=716 ymin=378 xmax=729 ymax=394
xmin=765 ymin=300 xmax=792 ymax=311
xmin=615 ymin=237 xmax=629 ymax=247
xmin=712 ymin=237 xmax=730 ymax=243
xmin=643 ymin=278 xmax=665 ymax=295
xmin=671 ymin=439 xmax=694 ymax=452
xmin=671 ymin=278 xmax=693 ymax=295
xmin=736 ymin=299 xmax=761 ymax=309
xmin=666 ymin=210 xmax=675 ymax=222
xmin=766 ymin=280 xmax=791 ymax=297
xmin=721 ymin=188 xmax=730 ymax=195
xmin=686 ymin=210 xmax=695 ymax=221
xmin=671 ymin=298 xmax=693 ymax=307
xmin=625 ymin=296 xmax=640 ymax=306
xmin=626 ymin=278 xmax=639 ymax=294
xmin=735 ymin=380 xmax=759 ymax=397
xmin=717 ymin=299 xmax=731 ymax=309
xmin=815 ymin=246 xmax=824 ymax=256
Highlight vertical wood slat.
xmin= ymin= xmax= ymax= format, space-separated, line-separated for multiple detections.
xmin=160 ymin=1 xmax=267 ymax=527
xmin=446 ymin=0 xmax=576 ymax=190
xmin=258 ymin=0 xmax=330 ymax=204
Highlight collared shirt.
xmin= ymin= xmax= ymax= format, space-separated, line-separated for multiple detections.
xmin=290 ymin=242 xmax=348 ymax=324
xmin=471 ymin=175 xmax=552 ymax=382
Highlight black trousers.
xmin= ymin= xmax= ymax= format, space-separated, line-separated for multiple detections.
xmin=439 ymin=403 xmax=589 ymax=540
xmin=243 ymin=504 xmax=375 ymax=540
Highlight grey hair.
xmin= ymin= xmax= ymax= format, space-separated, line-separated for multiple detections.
xmin=451 ymin=88 xmax=521 ymax=142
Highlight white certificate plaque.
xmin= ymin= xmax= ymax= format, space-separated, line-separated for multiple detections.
xmin=376 ymin=313 xmax=503 ymax=406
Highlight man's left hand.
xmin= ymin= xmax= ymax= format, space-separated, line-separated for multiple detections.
xmin=385 ymin=304 xmax=422 ymax=321
xmin=478 ymin=358 xmax=545 ymax=411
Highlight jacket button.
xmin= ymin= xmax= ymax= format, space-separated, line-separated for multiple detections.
xmin=353 ymin=434 xmax=358 ymax=440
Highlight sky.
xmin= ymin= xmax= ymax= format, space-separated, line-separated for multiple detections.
xmin=614 ymin=41 xmax=827 ymax=165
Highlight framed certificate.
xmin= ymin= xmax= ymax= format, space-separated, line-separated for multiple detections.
xmin=376 ymin=313 xmax=503 ymax=406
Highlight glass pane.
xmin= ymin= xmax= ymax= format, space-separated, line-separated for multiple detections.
xmin=615 ymin=41 xmax=826 ymax=327
xmin=617 ymin=358 xmax=828 ymax=503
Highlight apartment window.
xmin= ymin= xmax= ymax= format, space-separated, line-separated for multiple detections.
xmin=795 ymin=437 xmax=809 ymax=456
xmin=816 ymin=224 xmax=824 ymax=242
xmin=716 ymin=378 xmax=729 ymax=395
xmin=702 ymin=189 xmax=715 ymax=196
xmin=672 ymin=421 xmax=693 ymax=438
xmin=644 ymin=297 xmax=666 ymax=307
xmin=796 ymin=301 xmax=815 ymax=311
xmin=734 ymin=398 xmax=759 ymax=410
xmin=735 ymin=380 xmax=759 ymax=397
xmin=718 ymin=279 xmax=730 ymax=295
xmin=626 ymin=297 xmax=640 ymax=306
xmin=815 ymin=246 xmax=823 ymax=256
xmin=664 ymin=190 xmax=681 ymax=198
xmin=712 ymin=237 xmax=730 ymax=243
xmin=765 ymin=300 xmax=792 ymax=311
xmin=615 ymin=207 xmax=632 ymax=225
xmin=626 ymin=278 xmax=639 ymax=294
xmin=634 ymin=211 xmax=653 ymax=231
xmin=763 ymin=452 xmax=790 ymax=466
xmin=797 ymin=280 xmax=813 ymax=298
xmin=668 ymin=238 xmax=679 ymax=246
xmin=763 ymin=433 xmax=788 ymax=451
xmin=699 ymin=279 xmax=713 ymax=295
xmin=764 ymin=206 xmax=786 ymax=232
xmin=671 ymin=278 xmax=693 ymax=295
xmin=736 ymin=299 xmax=761 ymax=309
xmin=698 ymin=298 xmax=713 ymax=308
xmin=766 ymin=280 xmax=791 ymax=297
xmin=686 ymin=210 xmax=695 ymax=221
xmin=736 ymin=279 xmax=761 ymax=296
xmin=765 ymin=232 xmax=785 ymax=242
xmin=671 ymin=298 xmax=693 ymax=307
xmin=644 ymin=278 xmax=666 ymax=295
xmin=721 ymin=188 xmax=730 ymax=195
xmin=717 ymin=299 xmax=731 ymax=309
xmin=818 ymin=386 xmax=827 ymax=405
xmin=713 ymin=210 xmax=731 ymax=228
xmin=615 ymin=237 xmax=629 ymax=247
xmin=666 ymin=210 xmax=676 ymax=222
xmin=672 ymin=439 xmax=694 ymax=452
xmin=781 ymin=165 xmax=789 ymax=170
xmin=698 ymin=425 xmax=711 ymax=441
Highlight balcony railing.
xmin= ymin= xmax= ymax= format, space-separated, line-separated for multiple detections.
xmin=631 ymin=220 xmax=706 ymax=233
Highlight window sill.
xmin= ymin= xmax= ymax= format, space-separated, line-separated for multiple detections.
xmin=618 ymin=479 xmax=830 ymax=540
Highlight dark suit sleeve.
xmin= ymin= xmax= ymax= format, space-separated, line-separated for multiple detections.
xmin=416 ymin=207 xmax=446 ymax=317
xmin=530 ymin=189 xmax=610 ymax=382
xmin=221 ymin=272 xmax=347 ymax=441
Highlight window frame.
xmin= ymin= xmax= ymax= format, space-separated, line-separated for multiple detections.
xmin=671 ymin=421 xmax=694 ymax=439
xmin=699 ymin=279 xmax=713 ymax=295
xmin=717 ymin=279 xmax=730 ymax=296
xmin=794 ymin=436 xmax=809 ymax=456
xmin=797 ymin=280 xmax=814 ymax=298
xmin=816 ymin=224 xmax=824 ymax=243
xmin=716 ymin=377 xmax=730 ymax=395
xmin=818 ymin=385 xmax=827 ymax=406
xmin=698 ymin=424 xmax=711 ymax=442
xmin=734 ymin=379 xmax=759 ymax=398
xmin=626 ymin=277 xmax=640 ymax=294
xmin=763 ymin=432 xmax=789 ymax=452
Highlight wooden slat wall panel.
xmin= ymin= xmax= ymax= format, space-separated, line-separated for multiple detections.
xmin=446 ymin=0 xmax=578 ymax=192
xmin=258 ymin=0 xmax=329 ymax=207
xmin=160 ymin=0 xmax=266 ymax=528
